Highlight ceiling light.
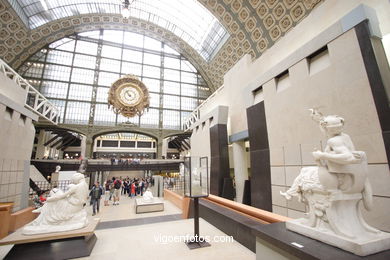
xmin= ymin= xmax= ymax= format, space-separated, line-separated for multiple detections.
xmin=121 ymin=0 xmax=135 ymax=19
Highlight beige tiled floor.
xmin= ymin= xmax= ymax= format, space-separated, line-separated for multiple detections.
xmin=0 ymin=193 xmax=256 ymax=260
xmin=76 ymin=218 xmax=255 ymax=260
xmin=90 ymin=195 xmax=182 ymax=222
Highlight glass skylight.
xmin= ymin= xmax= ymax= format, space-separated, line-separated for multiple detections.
xmin=11 ymin=0 xmax=229 ymax=61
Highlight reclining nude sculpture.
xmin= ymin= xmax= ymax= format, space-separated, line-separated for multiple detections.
xmin=280 ymin=109 xmax=390 ymax=256
xmin=23 ymin=160 xmax=89 ymax=235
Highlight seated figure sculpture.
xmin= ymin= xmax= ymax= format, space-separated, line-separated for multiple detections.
xmin=23 ymin=161 xmax=89 ymax=235
xmin=142 ymin=188 xmax=154 ymax=202
xmin=280 ymin=109 xmax=390 ymax=256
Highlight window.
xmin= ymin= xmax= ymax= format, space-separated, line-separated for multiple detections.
xmin=164 ymin=68 xmax=180 ymax=81
xmin=144 ymin=36 xmax=162 ymax=51
xmin=121 ymin=62 xmax=142 ymax=76
xmin=94 ymin=104 xmax=116 ymax=126
xmin=149 ymin=93 xmax=160 ymax=107
xmin=164 ymin=56 xmax=181 ymax=69
xmin=71 ymin=68 xmax=95 ymax=84
xmin=143 ymin=65 xmax=160 ymax=79
xmin=140 ymin=108 xmax=159 ymax=128
xmin=98 ymin=72 xmax=119 ymax=86
xmin=163 ymin=110 xmax=180 ymax=129
xmin=163 ymin=95 xmax=180 ymax=109
xmin=18 ymin=29 xmax=211 ymax=129
xmin=46 ymin=50 xmax=73 ymax=65
xmin=68 ymin=84 xmax=92 ymax=101
xmin=43 ymin=64 xmax=71 ymax=81
xmin=75 ymin=40 xmax=97 ymax=55
xmin=122 ymin=49 xmax=143 ymax=63
xmin=40 ymin=81 xmax=68 ymax=99
xmin=101 ymin=45 xmax=122 ymax=59
xmin=73 ymin=54 xmax=96 ymax=69
xmin=144 ymin=53 xmax=161 ymax=66
xmin=181 ymin=97 xmax=197 ymax=111
xmin=65 ymin=101 xmax=90 ymax=124
xmin=100 ymin=58 xmax=121 ymax=73
xmin=164 ymin=81 xmax=180 ymax=95
xmin=96 ymin=87 xmax=109 ymax=102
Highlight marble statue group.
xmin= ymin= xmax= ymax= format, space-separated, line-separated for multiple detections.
xmin=23 ymin=160 xmax=89 ymax=235
xmin=280 ymin=109 xmax=390 ymax=256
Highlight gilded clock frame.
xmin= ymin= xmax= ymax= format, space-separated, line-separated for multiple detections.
xmin=108 ymin=74 xmax=150 ymax=118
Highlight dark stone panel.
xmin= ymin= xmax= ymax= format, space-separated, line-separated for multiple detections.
xmin=198 ymin=199 xmax=265 ymax=252
xmin=355 ymin=21 xmax=390 ymax=167
xmin=252 ymin=222 xmax=390 ymax=260
xmin=222 ymin=177 xmax=235 ymax=200
xmin=383 ymin=131 xmax=390 ymax=167
xmin=5 ymin=234 xmax=97 ymax=260
xmin=209 ymin=124 xmax=231 ymax=197
xmin=243 ymin=179 xmax=251 ymax=205
xmin=250 ymin=149 xmax=272 ymax=211
xmin=246 ymin=101 xmax=272 ymax=211
xmin=246 ymin=102 xmax=269 ymax=150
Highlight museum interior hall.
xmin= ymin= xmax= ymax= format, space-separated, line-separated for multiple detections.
xmin=0 ymin=0 xmax=390 ymax=259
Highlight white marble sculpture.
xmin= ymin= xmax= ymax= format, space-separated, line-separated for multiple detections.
xmin=23 ymin=168 xmax=89 ymax=235
xmin=280 ymin=109 xmax=390 ymax=256
xmin=142 ymin=189 xmax=154 ymax=202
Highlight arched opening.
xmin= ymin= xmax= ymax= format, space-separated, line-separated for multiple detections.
xmin=92 ymin=131 xmax=157 ymax=160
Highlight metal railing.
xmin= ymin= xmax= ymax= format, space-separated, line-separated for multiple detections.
xmin=29 ymin=180 xmax=72 ymax=195
xmin=182 ymin=84 xmax=225 ymax=131
xmin=0 ymin=58 xmax=60 ymax=124
xmin=163 ymin=177 xmax=184 ymax=196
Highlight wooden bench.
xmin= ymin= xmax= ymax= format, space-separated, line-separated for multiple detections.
xmin=163 ymin=189 xmax=190 ymax=218
xmin=9 ymin=206 xmax=37 ymax=232
xmin=0 ymin=203 xmax=13 ymax=239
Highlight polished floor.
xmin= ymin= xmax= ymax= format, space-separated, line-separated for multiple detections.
xmin=0 ymin=194 xmax=256 ymax=260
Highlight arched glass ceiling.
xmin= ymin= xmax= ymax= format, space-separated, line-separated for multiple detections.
xmin=10 ymin=0 xmax=229 ymax=61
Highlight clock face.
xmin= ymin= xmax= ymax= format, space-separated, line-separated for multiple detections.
xmin=108 ymin=74 xmax=150 ymax=118
xmin=119 ymin=85 xmax=141 ymax=106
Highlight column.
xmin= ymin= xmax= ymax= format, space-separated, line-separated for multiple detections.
xmin=85 ymin=136 xmax=94 ymax=159
xmin=80 ymin=135 xmax=87 ymax=159
xmin=35 ymin=130 xmax=47 ymax=159
xmin=232 ymin=141 xmax=248 ymax=203
xmin=161 ymin=138 xmax=168 ymax=159
xmin=157 ymin=138 xmax=163 ymax=159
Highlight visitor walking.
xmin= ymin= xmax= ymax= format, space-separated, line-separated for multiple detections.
xmin=89 ymin=182 xmax=103 ymax=216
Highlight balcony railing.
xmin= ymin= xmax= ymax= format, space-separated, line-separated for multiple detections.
xmin=0 ymin=58 xmax=60 ymax=125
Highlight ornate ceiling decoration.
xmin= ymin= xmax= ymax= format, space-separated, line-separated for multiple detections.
xmin=0 ymin=0 xmax=323 ymax=92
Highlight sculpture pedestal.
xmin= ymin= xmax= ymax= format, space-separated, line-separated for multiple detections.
xmin=4 ymin=233 xmax=97 ymax=260
xmin=135 ymin=198 xmax=164 ymax=214
xmin=0 ymin=218 xmax=100 ymax=259
xmin=286 ymin=218 xmax=390 ymax=256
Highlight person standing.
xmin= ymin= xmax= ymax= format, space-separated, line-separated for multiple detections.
xmin=113 ymin=177 xmax=122 ymax=205
xmin=89 ymin=182 xmax=103 ymax=215
xmin=103 ymin=179 xmax=111 ymax=206
xmin=130 ymin=181 xmax=136 ymax=198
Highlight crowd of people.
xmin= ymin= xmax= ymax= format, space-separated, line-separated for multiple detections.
xmin=110 ymin=157 xmax=142 ymax=165
xmin=89 ymin=176 xmax=153 ymax=216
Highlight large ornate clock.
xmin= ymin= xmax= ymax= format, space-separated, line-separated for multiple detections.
xmin=108 ymin=74 xmax=150 ymax=118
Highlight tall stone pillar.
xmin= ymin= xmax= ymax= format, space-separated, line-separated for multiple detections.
xmin=157 ymin=138 xmax=163 ymax=159
xmin=35 ymin=130 xmax=47 ymax=159
xmin=232 ymin=141 xmax=248 ymax=203
xmin=85 ymin=136 xmax=94 ymax=159
xmin=161 ymin=138 xmax=168 ymax=159
xmin=80 ymin=135 xmax=87 ymax=159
